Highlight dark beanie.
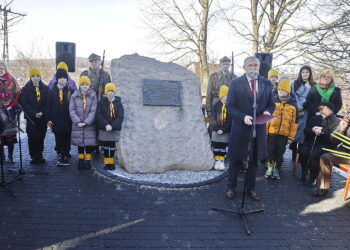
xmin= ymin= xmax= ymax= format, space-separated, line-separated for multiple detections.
xmin=319 ymin=102 xmax=335 ymax=112
xmin=56 ymin=68 xmax=68 ymax=80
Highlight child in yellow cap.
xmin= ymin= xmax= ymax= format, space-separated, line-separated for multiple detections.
xmin=48 ymin=62 xmax=77 ymax=91
xmin=20 ymin=67 xmax=49 ymax=164
xmin=268 ymin=69 xmax=279 ymax=100
xmin=69 ymin=76 xmax=97 ymax=170
xmin=46 ymin=68 xmax=74 ymax=167
xmin=209 ymin=85 xmax=232 ymax=170
xmin=265 ymin=78 xmax=298 ymax=179
xmin=96 ymin=83 xmax=124 ymax=170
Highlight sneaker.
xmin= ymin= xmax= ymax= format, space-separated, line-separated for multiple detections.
xmin=57 ymin=154 xmax=63 ymax=167
xmin=213 ymin=160 xmax=220 ymax=170
xmin=218 ymin=161 xmax=225 ymax=170
xmin=62 ymin=155 xmax=70 ymax=167
xmin=265 ymin=166 xmax=273 ymax=178
xmin=272 ymin=168 xmax=280 ymax=180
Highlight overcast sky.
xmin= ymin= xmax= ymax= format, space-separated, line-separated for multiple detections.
xmin=8 ymin=0 xmax=247 ymax=73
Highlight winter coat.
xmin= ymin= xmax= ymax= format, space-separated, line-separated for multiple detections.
xmin=266 ymin=98 xmax=298 ymax=140
xmin=69 ymin=89 xmax=97 ymax=146
xmin=303 ymin=114 xmax=340 ymax=149
xmin=304 ymin=85 xmax=342 ymax=125
xmin=46 ymin=84 xmax=73 ymax=134
xmin=19 ymin=80 xmax=49 ymax=136
xmin=48 ymin=74 xmax=77 ymax=91
xmin=291 ymin=80 xmax=311 ymax=143
xmin=206 ymin=71 xmax=236 ymax=116
xmin=96 ymin=96 xmax=124 ymax=142
xmin=0 ymin=73 xmax=21 ymax=137
xmin=210 ymin=100 xmax=232 ymax=143
xmin=226 ymin=74 xmax=275 ymax=161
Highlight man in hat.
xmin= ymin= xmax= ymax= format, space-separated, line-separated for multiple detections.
xmin=81 ymin=53 xmax=111 ymax=101
xmin=205 ymin=56 xmax=235 ymax=118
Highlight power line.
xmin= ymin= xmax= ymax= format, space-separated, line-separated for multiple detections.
xmin=0 ymin=4 xmax=26 ymax=64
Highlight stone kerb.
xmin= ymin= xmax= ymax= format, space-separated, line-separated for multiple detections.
xmin=111 ymin=54 xmax=214 ymax=174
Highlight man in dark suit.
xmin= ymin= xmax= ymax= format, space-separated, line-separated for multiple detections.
xmin=226 ymin=56 xmax=275 ymax=201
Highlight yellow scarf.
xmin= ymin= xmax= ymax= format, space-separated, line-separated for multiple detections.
xmin=220 ymin=103 xmax=226 ymax=123
xmin=59 ymin=89 xmax=63 ymax=104
xmin=35 ymin=87 xmax=40 ymax=102
xmin=109 ymin=101 xmax=115 ymax=119
xmin=83 ymin=95 xmax=86 ymax=111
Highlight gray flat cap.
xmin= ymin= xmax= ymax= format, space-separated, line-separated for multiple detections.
xmin=219 ymin=56 xmax=231 ymax=63
xmin=88 ymin=53 xmax=101 ymax=61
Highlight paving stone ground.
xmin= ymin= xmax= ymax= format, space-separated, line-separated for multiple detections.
xmin=1 ymin=130 xmax=350 ymax=249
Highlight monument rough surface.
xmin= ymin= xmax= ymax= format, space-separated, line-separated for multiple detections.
xmin=111 ymin=54 xmax=214 ymax=173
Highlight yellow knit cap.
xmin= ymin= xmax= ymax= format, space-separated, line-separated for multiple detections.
xmin=105 ymin=83 xmax=116 ymax=93
xmin=79 ymin=76 xmax=91 ymax=86
xmin=219 ymin=85 xmax=229 ymax=99
xmin=29 ymin=67 xmax=41 ymax=78
xmin=278 ymin=79 xmax=291 ymax=93
xmin=57 ymin=62 xmax=68 ymax=72
xmin=268 ymin=69 xmax=279 ymax=79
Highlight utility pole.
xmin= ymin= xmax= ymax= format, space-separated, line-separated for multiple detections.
xmin=0 ymin=3 xmax=26 ymax=64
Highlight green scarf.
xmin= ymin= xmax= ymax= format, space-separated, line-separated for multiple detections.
xmin=316 ymin=83 xmax=335 ymax=102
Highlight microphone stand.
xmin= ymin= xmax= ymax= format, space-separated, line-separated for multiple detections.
xmin=212 ymin=73 xmax=264 ymax=235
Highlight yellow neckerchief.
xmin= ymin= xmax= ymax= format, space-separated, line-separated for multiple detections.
xmin=83 ymin=95 xmax=86 ymax=111
xmin=220 ymin=103 xmax=226 ymax=123
xmin=59 ymin=89 xmax=63 ymax=104
xmin=35 ymin=87 xmax=41 ymax=102
xmin=109 ymin=101 xmax=115 ymax=120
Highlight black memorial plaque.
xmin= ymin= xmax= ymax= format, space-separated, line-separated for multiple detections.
xmin=143 ymin=79 xmax=182 ymax=107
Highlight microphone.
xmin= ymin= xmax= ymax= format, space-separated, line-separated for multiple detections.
xmin=251 ymin=72 xmax=259 ymax=80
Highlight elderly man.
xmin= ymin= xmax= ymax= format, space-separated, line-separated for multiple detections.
xmin=81 ymin=53 xmax=111 ymax=101
xmin=226 ymin=56 xmax=275 ymax=201
xmin=206 ymin=56 xmax=235 ymax=117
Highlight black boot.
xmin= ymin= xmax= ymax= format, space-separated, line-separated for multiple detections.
xmin=78 ymin=159 xmax=84 ymax=169
xmin=84 ymin=160 xmax=92 ymax=170
xmin=8 ymin=145 xmax=14 ymax=163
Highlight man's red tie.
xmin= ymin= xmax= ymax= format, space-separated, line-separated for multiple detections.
xmin=250 ymin=79 xmax=255 ymax=96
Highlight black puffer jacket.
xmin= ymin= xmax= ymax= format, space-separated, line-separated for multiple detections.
xmin=19 ymin=80 xmax=49 ymax=135
xmin=96 ymin=96 xmax=124 ymax=131
xmin=46 ymin=84 xmax=73 ymax=134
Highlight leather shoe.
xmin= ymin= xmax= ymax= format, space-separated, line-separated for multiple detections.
xmin=226 ymin=189 xmax=235 ymax=200
xmin=248 ymin=190 xmax=260 ymax=201
xmin=312 ymin=188 xmax=328 ymax=197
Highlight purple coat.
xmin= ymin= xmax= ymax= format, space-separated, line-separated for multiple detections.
xmin=49 ymin=74 xmax=77 ymax=91
xmin=69 ymin=89 xmax=97 ymax=146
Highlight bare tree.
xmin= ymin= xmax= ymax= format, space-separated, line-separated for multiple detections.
xmin=141 ymin=0 xmax=216 ymax=94
xmin=298 ymin=0 xmax=350 ymax=81
xmin=220 ymin=0 xmax=347 ymax=66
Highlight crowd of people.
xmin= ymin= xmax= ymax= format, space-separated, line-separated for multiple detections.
xmin=0 ymin=52 xmax=349 ymax=200
xmin=0 ymin=53 xmax=124 ymax=171
xmin=206 ymin=56 xmax=349 ymax=200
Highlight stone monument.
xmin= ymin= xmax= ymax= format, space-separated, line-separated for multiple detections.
xmin=111 ymin=54 xmax=214 ymax=173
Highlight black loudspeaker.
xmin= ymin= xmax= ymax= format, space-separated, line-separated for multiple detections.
xmin=56 ymin=42 xmax=76 ymax=72
xmin=255 ymin=53 xmax=273 ymax=78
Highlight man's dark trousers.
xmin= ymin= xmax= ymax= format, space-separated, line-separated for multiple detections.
xmin=227 ymin=138 xmax=258 ymax=192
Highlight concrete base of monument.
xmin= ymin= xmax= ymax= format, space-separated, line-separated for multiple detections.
xmin=93 ymin=157 xmax=228 ymax=188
